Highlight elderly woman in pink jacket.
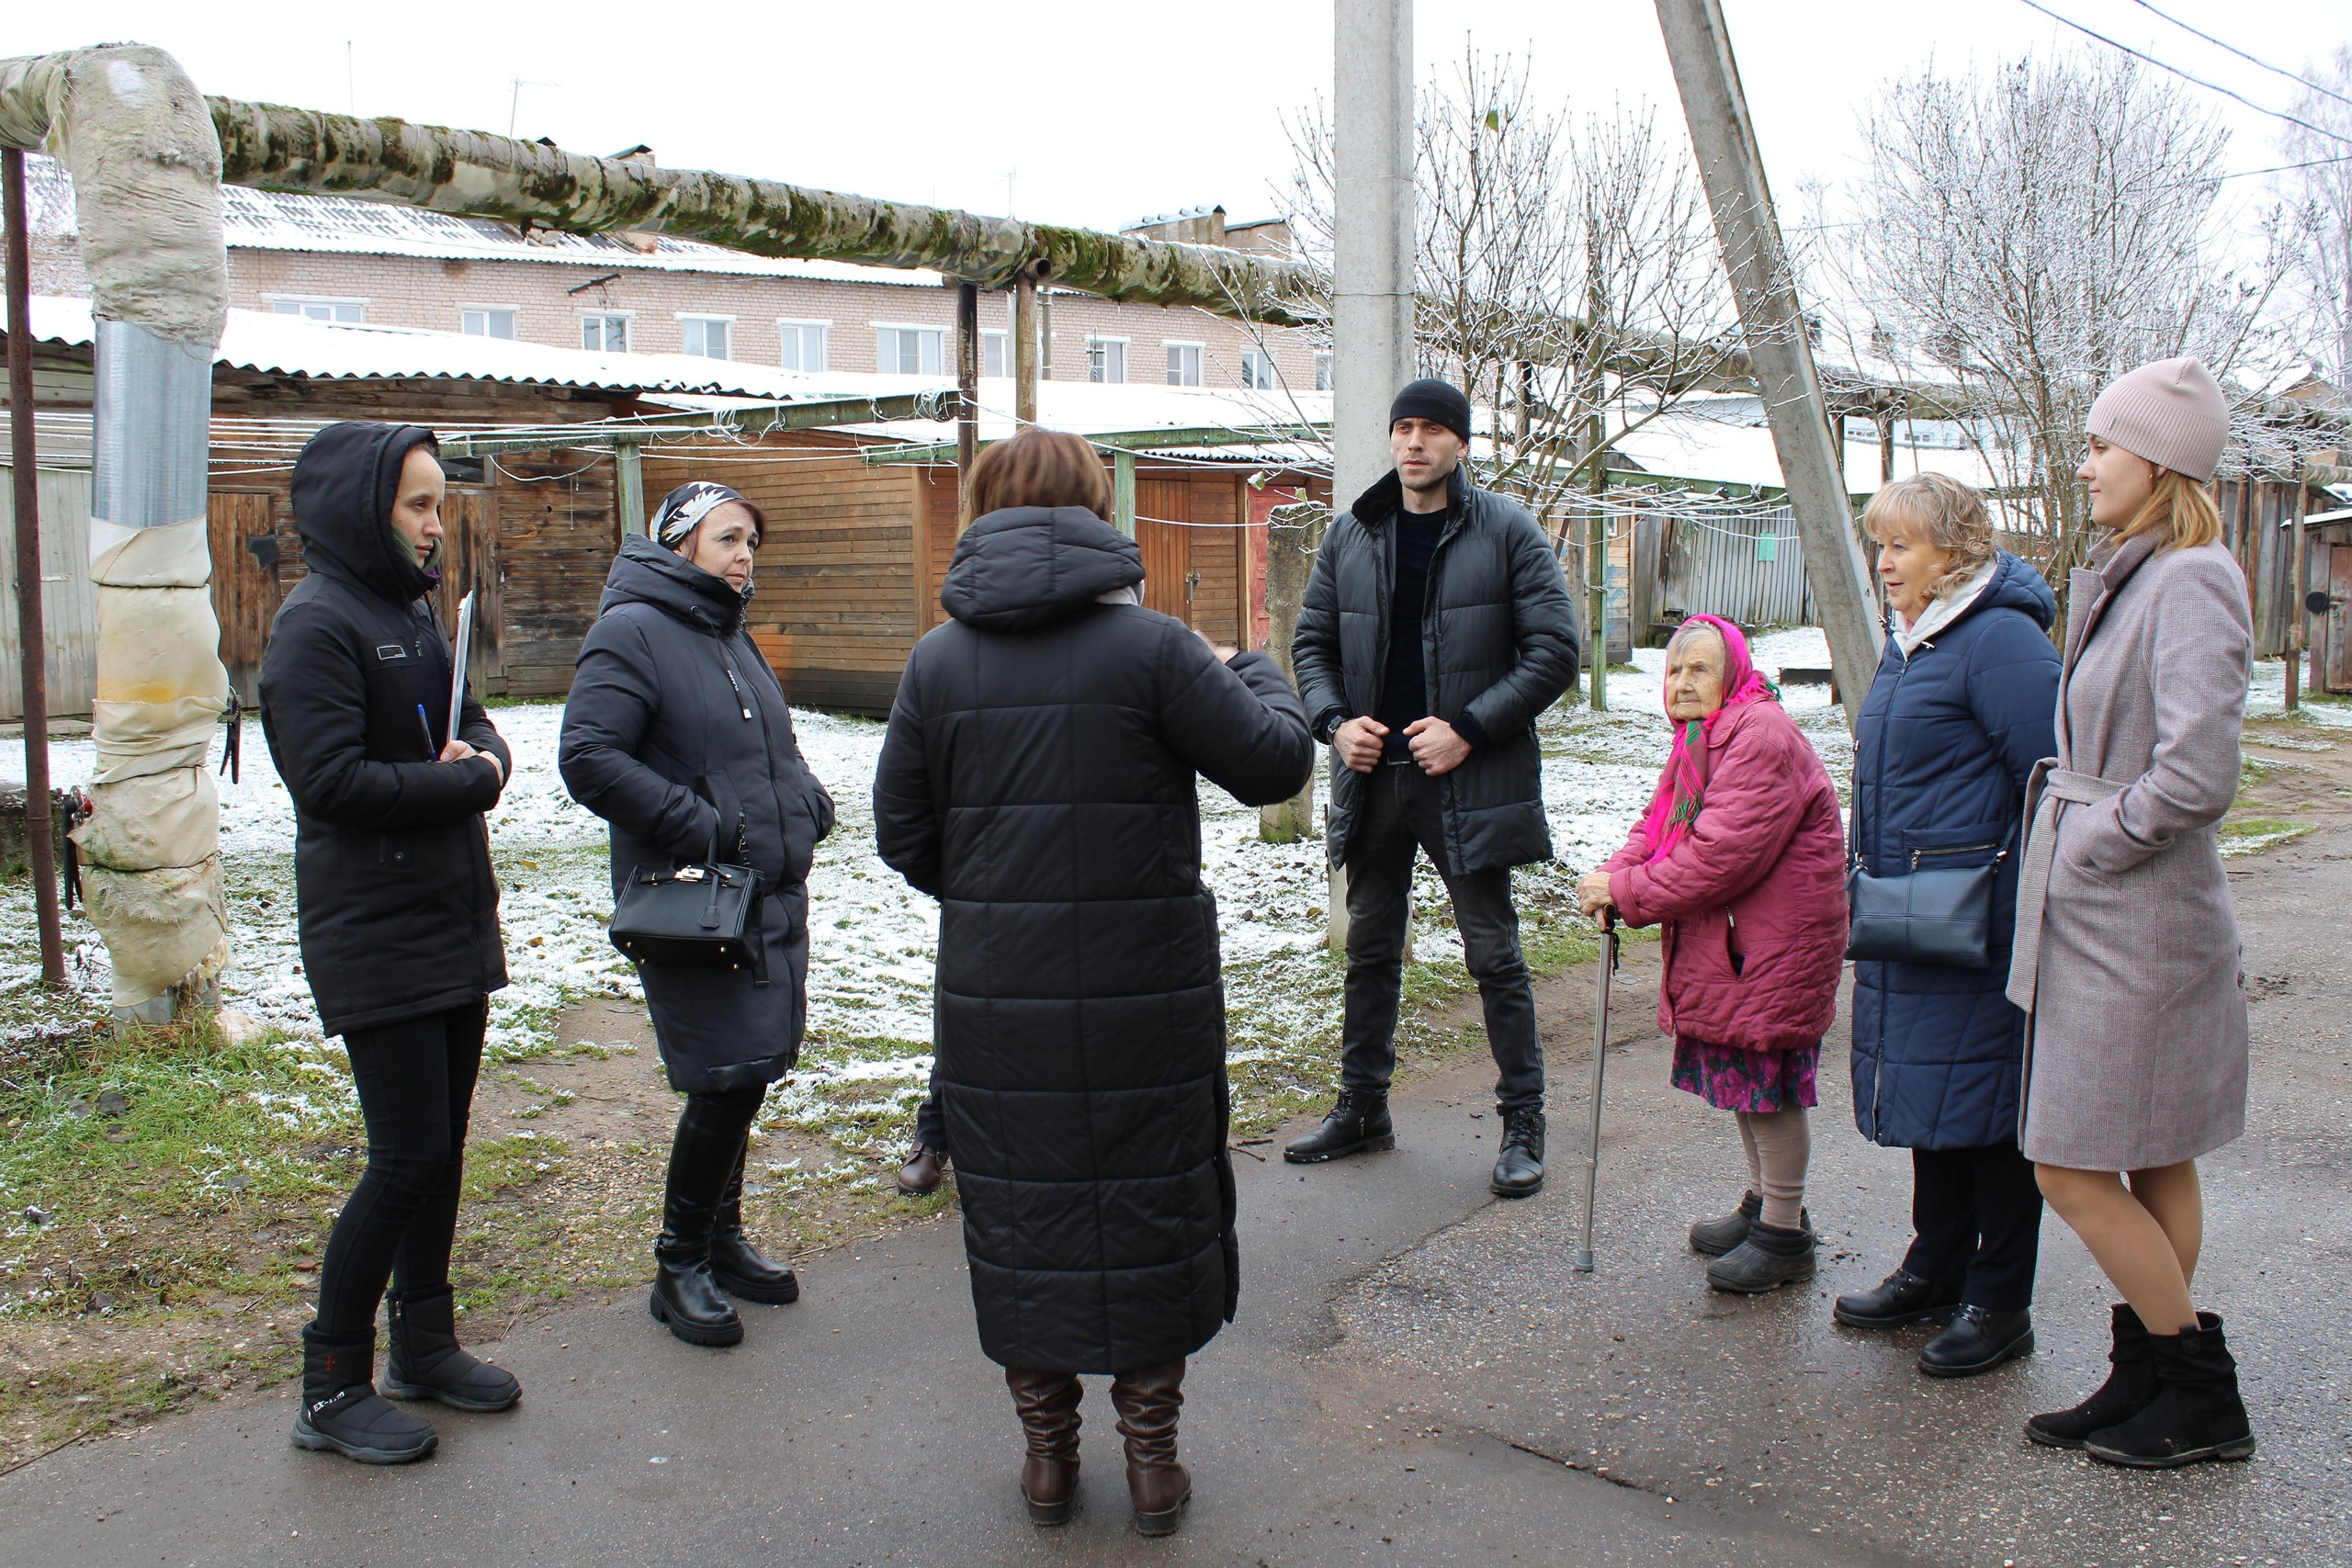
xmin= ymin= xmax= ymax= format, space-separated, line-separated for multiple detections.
xmin=1577 ymin=615 xmax=1849 ymax=1293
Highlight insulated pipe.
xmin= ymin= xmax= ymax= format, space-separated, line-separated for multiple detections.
xmin=0 ymin=44 xmax=232 ymax=1022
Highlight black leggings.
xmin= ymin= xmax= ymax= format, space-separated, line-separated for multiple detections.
xmin=311 ymin=1000 xmax=487 ymax=1337
xmin=668 ymin=1083 xmax=768 ymax=1214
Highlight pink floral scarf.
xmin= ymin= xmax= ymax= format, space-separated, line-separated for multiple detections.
xmin=1636 ymin=615 xmax=1775 ymax=864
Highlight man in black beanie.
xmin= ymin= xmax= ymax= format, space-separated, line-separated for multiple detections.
xmin=1287 ymin=378 xmax=1579 ymax=1195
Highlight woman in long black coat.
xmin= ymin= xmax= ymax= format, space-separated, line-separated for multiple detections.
xmin=262 ymin=423 xmax=520 ymax=1465
xmin=874 ymin=428 xmax=1314 ymax=1538
xmin=559 ymin=483 xmax=834 ymax=1348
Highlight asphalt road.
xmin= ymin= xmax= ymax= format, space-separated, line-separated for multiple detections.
xmin=4 ymin=826 xmax=2345 ymax=1566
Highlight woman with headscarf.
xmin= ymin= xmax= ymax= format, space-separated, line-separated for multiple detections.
xmin=1577 ymin=615 xmax=1848 ymax=1294
xmin=262 ymin=423 xmax=518 ymax=1465
xmin=560 ymin=482 xmax=834 ymax=1349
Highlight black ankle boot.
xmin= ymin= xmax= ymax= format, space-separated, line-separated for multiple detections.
xmin=1835 ymin=1268 xmax=1962 ymax=1330
xmin=382 ymin=1286 xmax=521 ymax=1411
xmin=2084 ymin=1314 xmax=2256 ymax=1469
xmin=2026 ymin=1303 xmax=2156 ymax=1450
xmin=1489 ymin=1106 xmax=1544 ymax=1197
xmin=1689 ymin=1191 xmax=1761 ymax=1258
xmin=291 ymin=1325 xmax=437 ymax=1464
xmin=1283 ymin=1089 xmax=1395 ymax=1164
xmin=1918 ymin=1304 xmax=2034 ymax=1378
xmin=710 ymin=1143 xmax=799 ymax=1305
xmin=1705 ymin=1218 xmax=1816 ymax=1294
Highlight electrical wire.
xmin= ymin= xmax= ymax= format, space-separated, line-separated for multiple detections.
xmin=2124 ymin=0 xmax=2352 ymax=110
xmin=2016 ymin=0 xmax=2352 ymax=148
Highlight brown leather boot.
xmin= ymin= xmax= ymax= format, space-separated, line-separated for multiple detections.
xmin=1004 ymin=1367 xmax=1082 ymax=1525
xmin=896 ymin=1143 xmax=945 ymax=1197
xmin=1109 ymin=1359 xmax=1192 ymax=1536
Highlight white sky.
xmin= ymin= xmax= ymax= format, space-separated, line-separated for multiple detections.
xmin=15 ymin=0 xmax=2348 ymax=231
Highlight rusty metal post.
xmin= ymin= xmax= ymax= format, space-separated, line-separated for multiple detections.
xmin=3 ymin=148 xmax=65 ymax=987
xmin=2289 ymin=458 xmax=2306 ymax=712
xmin=1012 ymin=272 xmax=1040 ymax=428
xmin=955 ymin=281 xmax=979 ymax=525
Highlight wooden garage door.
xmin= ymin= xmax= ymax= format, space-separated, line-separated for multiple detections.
xmin=1136 ymin=479 xmax=1195 ymax=626
xmin=435 ymin=489 xmax=503 ymax=692
xmin=207 ymin=491 xmax=281 ymax=703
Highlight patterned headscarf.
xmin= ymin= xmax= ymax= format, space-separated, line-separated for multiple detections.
xmin=649 ymin=481 xmax=754 ymax=550
xmin=1636 ymin=615 xmax=1777 ymax=864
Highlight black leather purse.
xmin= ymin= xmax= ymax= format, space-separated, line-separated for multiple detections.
xmin=1844 ymin=796 xmax=2017 ymax=970
xmin=608 ymin=830 xmax=768 ymax=985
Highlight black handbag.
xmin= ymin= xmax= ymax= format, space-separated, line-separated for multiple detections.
xmin=608 ymin=829 xmax=768 ymax=985
xmin=1844 ymin=795 xmax=2018 ymax=970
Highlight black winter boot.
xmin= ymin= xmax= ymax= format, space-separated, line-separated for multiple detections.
xmin=1918 ymin=1304 xmax=2034 ymax=1378
xmin=383 ymin=1286 xmax=522 ymax=1411
xmin=1689 ymin=1190 xmax=1760 ymax=1258
xmin=650 ymin=1098 xmax=749 ymax=1348
xmin=2025 ymin=1303 xmax=2156 ymax=1450
xmin=1283 ymin=1089 xmax=1395 ymax=1164
xmin=2084 ymin=1314 xmax=2256 ymax=1469
xmin=710 ymin=1143 xmax=800 ymax=1305
xmin=1490 ymin=1106 xmax=1545 ymax=1197
xmin=291 ymin=1325 xmax=436 ymax=1464
xmin=1835 ymin=1268 xmax=1962 ymax=1330
xmin=1705 ymin=1218 xmax=1816 ymax=1294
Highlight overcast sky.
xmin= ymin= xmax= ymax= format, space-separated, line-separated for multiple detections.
xmin=17 ymin=0 xmax=2348 ymax=231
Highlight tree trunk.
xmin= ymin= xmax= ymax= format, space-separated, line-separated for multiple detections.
xmin=1260 ymin=507 xmax=1326 ymax=843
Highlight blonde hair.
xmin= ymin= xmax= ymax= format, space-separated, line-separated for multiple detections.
xmin=1862 ymin=473 xmax=1995 ymax=604
xmin=2115 ymin=467 xmax=2223 ymax=552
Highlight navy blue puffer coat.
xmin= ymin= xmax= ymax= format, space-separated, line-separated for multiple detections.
xmin=1849 ymin=551 xmax=2061 ymax=1150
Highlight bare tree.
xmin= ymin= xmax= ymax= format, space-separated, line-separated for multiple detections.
xmin=1826 ymin=54 xmax=2295 ymax=626
xmin=2277 ymin=47 xmax=2352 ymax=392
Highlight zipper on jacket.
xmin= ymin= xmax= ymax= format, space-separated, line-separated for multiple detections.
xmin=722 ymin=666 xmax=752 ymax=720
xmin=1909 ymin=841 xmax=1996 ymax=871
xmin=1865 ymin=649 xmax=1911 ymax=1135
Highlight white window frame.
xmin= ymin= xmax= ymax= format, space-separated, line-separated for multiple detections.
xmin=776 ymin=318 xmax=831 ymax=372
xmin=1087 ymin=335 xmax=1129 ymax=385
xmin=676 ymin=313 xmax=736 ymax=360
xmin=874 ymin=322 xmax=945 ymax=376
xmin=1313 ymin=351 xmax=1333 ymax=392
xmin=982 ymin=329 xmax=1012 ymax=379
xmin=1163 ymin=341 xmax=1204 ymax=388
xmin=1239 ymin=348 xmax=1277 ymax=389
xmin=266 ymin=294 xmax=368 ymax=324
xmin=458 ymin=305 xmax=518 ymax=340
xmin=581 ymin=311 xmax=634 ymax=352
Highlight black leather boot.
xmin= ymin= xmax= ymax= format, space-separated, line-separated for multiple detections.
xmin=1689 ymin=1191 xmax=1760 ymax=1258
xmin=1919 ymin=1304 xmax=2035 ymax=1377
xmin=383 ymin=1285 xmax=522 ymax=1411
xmin=1834 ymin=1268 xmax=1962 ymax=1330
xmin=2026 ymin=1303 xmax=2157 ymax=1450
xmin=1283 ymin=1089 xmax=1395 ymax=1164
xmin=2084 ymin=1314 xmax=2256 ymax=1469
xmin=650 ymin=1097 xmax=749 ymax=1348
xmin=710 ymin=1142 xmax=800 ymax=1305
xmin=291 ymin=1325 xmax=436 ymax=1464
xmin=1489 ymin=1106 xmax=1544 ymax=1197
xmin=1705 ymin=1218 xmax=1816 ymax=1294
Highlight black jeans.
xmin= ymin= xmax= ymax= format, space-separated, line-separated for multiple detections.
xmin=1901 ymin=1140 xmax=2045 ymax=1314
xmin=312 ymin=999 xmax=487 ymax=1337
xmin=1340 ymin=761 xmax=1544 ymax=1112
xmin=914 ymin=1082 xmax=946 ymax=1153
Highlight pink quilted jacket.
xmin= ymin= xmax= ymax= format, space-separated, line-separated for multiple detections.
xmin=1600 ymin=699 xmax=1849 ymax=1052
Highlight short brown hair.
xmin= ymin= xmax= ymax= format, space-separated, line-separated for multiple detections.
xmin=968 ymin=427 xmax=1113 ymax=521
xmin=2116 ymin=467 xmax=2223 ymax=553
xmin=1862 ymin=472 xmax=1996 ymax=605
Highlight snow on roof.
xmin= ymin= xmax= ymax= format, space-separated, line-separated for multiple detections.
xmin=836 ymin=380 xmax=1334 ymax=451
xmin=1610 ymin=397 xmax=2002 ymax=494
xmin=20 ymin=295 xmax=873 ymax=399
xmin=26 ymin=153 xmax=943 ymax=288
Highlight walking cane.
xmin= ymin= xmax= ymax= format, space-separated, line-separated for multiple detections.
xmin=1573 ymin=908 xmax=1619 ymax=1273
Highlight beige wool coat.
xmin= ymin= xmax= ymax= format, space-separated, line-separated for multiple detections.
xmin=2006 ymin=533 xmax=2252 ymax=1170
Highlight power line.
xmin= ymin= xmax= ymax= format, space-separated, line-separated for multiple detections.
xmin=2016 ymin=0 xmax=2352 ymax=149
xmin=2125 ymin=0 xmax=2352 ymax=111
xmin=2222 ymin=154 xmax=2352 ymax=180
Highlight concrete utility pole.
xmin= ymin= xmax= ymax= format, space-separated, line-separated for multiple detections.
xmin=1324 ymin=0 xmax=1417 ymax=947
xmin=1656 ymin=0 xmax=1878 ymax=728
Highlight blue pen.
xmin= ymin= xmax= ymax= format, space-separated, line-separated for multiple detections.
xmin=417 ymin=704 xmax=436 ymax=760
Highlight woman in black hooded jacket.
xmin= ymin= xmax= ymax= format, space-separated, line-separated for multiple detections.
xmin=560 ymin=483 xmax=834 ymax=1349
xmin=261 ymin=422 xmax=519 ymax=1466
xmin=875 ymin=428 xmax=1314 ymax=1537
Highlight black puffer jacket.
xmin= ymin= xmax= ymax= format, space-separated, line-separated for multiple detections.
xmin=559 ymin=536 xmax=835 ymax=1094
xmin=1292 ymin=468 xmax=1579 ymax=874
xmin=874 ymin=506 xmax=1314 ymax=1374
xmin=259 ymin=423 xmax=511 ymax=1039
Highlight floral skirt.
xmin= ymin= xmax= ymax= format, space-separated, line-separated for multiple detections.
xmin=1671 ymin=1036 xmax=1820 ymax=1112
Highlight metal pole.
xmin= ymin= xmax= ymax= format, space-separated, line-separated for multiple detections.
xmin=1588 ymin=504 xmax=1609 ymax=711
xmin=613 ymin=441 xmax=646 ymax=537
xmin=1573 ymin=910 xmax=1619 ymax=1273
xmin=1012 ymin=272 xmax=1040 ymax=429
xmin=1656 ymin=0 xmax=1877 ymax=729
xmin=1112 ymin=449 xmax=1136 ymax=538
xmin=4 ymin=149 xmax=64 ymax=988
xmin=2288 ymin=462 xmax=2305 ymax=712
xmin=955 ymin=281 xmax=979 ymax=525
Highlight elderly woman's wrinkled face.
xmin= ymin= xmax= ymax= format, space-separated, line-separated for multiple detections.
xmin=1664 ymin=627 xmax=1727 ymax=723
xmin=1876 ymin=518 xmax=1955 ymax=624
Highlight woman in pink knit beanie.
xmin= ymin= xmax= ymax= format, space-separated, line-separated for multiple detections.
xmin=2007 ymin=355 xmax=2257 ymax=1469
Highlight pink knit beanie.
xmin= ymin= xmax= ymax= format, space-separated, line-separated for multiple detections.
xmin=2086 ymin=356 xmax=2229 ymax=483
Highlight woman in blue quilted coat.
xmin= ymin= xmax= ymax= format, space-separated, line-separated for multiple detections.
xmin=1835 ymin=473 xmax=2060 ymax=1380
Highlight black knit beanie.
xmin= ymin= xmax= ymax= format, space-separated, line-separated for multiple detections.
xmin=1388 ymin=378 xmax=1473 ymax=444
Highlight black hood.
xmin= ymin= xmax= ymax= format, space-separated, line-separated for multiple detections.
xmin=599 ymin=533 xmax=753 ymax=636
xmin=939 ymin=506 xmax=1145 ymax=633
xmin=290 ymin=422 xmax=442 ymax=607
